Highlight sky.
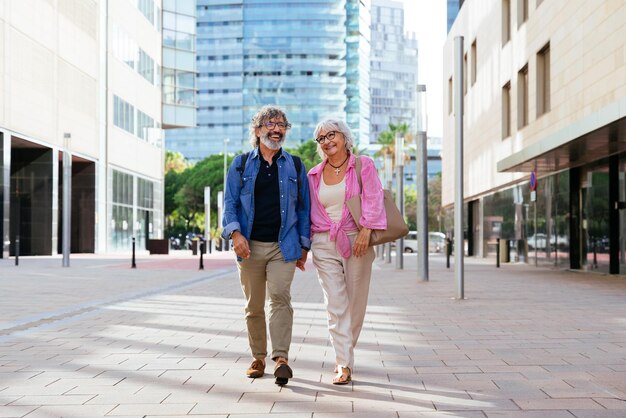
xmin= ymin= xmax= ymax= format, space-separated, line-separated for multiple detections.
xmin=398 ymin=0 xmax=447 ymax=138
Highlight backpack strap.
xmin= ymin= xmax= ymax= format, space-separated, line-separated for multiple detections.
xmin=291 ymin=154 xmax=303 ymax=209
xmin=236 ymin=151 xmax=250 ymax=187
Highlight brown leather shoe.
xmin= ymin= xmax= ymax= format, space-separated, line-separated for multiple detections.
xmin=273 ymin=357 xmax=293 ymax=385
xmin=246 ymin=359 xmax=265 ymax=378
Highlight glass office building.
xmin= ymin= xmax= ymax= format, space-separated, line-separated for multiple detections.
xmin=369 ymin=0 xmax=418 ymax=144
xmin=166 ymin=0 xmax=372 ymax=161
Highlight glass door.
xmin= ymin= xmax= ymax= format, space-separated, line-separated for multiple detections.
xmin=581 ymin=164 xmax=610 ymax=273
xmin=618 ymin=155 xmax=626 ymax=275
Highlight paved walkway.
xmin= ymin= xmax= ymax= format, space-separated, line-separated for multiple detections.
xmin=0 ymin=250 xmax=625 ymax=417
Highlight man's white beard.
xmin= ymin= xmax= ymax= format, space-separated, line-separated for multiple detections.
xmin=260 ymin=132 xmax=285 ymax=150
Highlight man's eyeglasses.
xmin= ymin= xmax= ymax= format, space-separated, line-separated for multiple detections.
xmin=261 ymin=121 xmax=291 ymax=130
xmin=315 ymin=131 xmax=337 ymax=144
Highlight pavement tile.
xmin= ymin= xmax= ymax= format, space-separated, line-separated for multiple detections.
xmin=272 ymin=400 xmax=353 ymax=413
xmin=486 ymin=411 xmax=575 ymax=417
xmin=9 ymin=394 xmax=96 ymax=406
xmin=591 ymin=398 xmax=626 ymax=409
xmin=20 ymin=404 xmax=116 ymax=417
xmin=398 ymin=413 xmax=485 ymax=418
xmin=191 ymin=401 xmax=274 ymax=414
xmin=570 ymin=411 xmax=626 ymax=418
xmin=106 ymin=403 xmax=195 ymax=416
xmin=513 ymin=398 xmax=604 ymax=410
xmin=316 ymin=413 xmax=397 ymax=418
xmin=0 ymin=405 xmax=39 ymax=418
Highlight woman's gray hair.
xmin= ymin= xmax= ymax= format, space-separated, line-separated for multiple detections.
xmin=248 ymin=105 xmax=290 ymax=148
xmin=313 ymin=118 xmax=355 ymax=159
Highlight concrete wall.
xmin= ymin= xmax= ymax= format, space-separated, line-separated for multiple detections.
xmin=442 ymin=0 xmax=626 ymax=206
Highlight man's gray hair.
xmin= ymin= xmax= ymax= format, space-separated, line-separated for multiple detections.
xmin=313 ymin=118 xmax=355 ymax=159
xmin=248 ymin=105 xmax=290 ymax=148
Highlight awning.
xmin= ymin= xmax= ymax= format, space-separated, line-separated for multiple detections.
xmin=497 ymin=99 xmax=626 ymax=173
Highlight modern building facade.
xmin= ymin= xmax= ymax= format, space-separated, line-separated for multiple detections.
xmin=162 ymin=0 xmax=197 ymax=130
xmin=369 ymin=0 xmax=418 ymax=144
xmin=1 ymin=0 xmax=173 ymax=256
xmin=442 ymin=0 xmax=626 ymax=274
xmin=166 ymin=0 xmax=372 ymax=161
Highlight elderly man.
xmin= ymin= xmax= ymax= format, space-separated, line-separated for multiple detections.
xmin=222 ymin=105 xmax=311 ymax=385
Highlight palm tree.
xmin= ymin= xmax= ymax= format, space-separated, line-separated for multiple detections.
xmin=374 ymin=122 xmax=414 ymax=174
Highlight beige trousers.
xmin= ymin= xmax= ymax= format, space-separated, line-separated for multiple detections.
xmin=237 ymin=240 xmax=296 ymax=361
xmin=311 ymin=232 xmax=375 ymax=371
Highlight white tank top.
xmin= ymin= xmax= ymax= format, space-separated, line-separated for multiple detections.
xmin=319 ymin=176 xmax=345 ymax=222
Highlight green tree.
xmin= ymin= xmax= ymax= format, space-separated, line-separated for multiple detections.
xmin=285 ymin=139 xmax=322 ymax=171
xmin=374 ymin=122 xmax=414 ymax=173
xmin=165 ymin=150 xmax=189 ymax=174
xmin=427 ymin=173 xmax=444 ymax=232
xmin=404 ymin=187 xmax=417 ymax=231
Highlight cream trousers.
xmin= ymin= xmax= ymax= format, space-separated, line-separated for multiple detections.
xmin=237 ymin=240 xmax=296 ymax=361
xmin=311 ymin=232 xmax=375 ymax=371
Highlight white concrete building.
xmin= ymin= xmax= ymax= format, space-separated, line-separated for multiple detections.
xmin=1 ymin=0 xmax=167 ymax=256
xmin=442 ymin=0 xmax=626 ymax=274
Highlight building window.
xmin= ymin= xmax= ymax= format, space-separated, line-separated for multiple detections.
xmin=537 ymin=42 xmax=551 ymax=116
xmin=470 ymin=40 xmax=477 ymax=86
xmin=448 ymin=77 xmax=453 ymax=114
xmin=138 ymin=0 xmax=155 ymax=26
xmin=517 ymin=64 xmax=528 ymax=128
xmin=463 ymin=52 xmax=468 ymax=94
xmin=137 ymin=110 xmax=155 ymax=140
xmin=517 ymin=0 xmax=528 ymax=28
xmin=502 ymin=82 xmax=511 ymax=139
xmin=113 ymin=95 xmax=135 ymax=135
xmin=502 ymin=0 xmax=511 ymax=45
xmin=138 ymin=49 xmax=155 ymax=84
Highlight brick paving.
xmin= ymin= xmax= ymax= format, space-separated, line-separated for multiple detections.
xmin=0 ymin=250 xmax=625 ymax=417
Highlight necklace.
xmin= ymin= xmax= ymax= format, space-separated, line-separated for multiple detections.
xmin=327 ymin=154 xmax=350 ymax=176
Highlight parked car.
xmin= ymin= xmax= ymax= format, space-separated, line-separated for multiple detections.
xmin=402 ymin=231 xmax=446 ymax=253
xmin=527 ymin=233 xmax=569 ymax=250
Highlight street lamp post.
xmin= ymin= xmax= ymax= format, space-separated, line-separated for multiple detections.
xmin=222 ymin=138 xmax=229 ymax=251
xmin=62 ymin=133 xmax=72 ymax=267
xmin=395 ymin=132 xmax=404 ymax=270
xmin=416 ymin=84 xmax=429 ymax=281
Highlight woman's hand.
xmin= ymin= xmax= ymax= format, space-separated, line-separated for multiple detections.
xmin=353 ymin=228 xmax=372 ymax=257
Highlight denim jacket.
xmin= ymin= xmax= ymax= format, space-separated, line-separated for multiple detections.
xmin=222 ymin=147 xmax=311 ymax=262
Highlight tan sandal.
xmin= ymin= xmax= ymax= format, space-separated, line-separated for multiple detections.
xmin=332 ymin=366 xmax=351 ymax=385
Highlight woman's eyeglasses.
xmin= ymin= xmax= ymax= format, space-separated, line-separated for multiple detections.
xmin=261 ymin=121 xmax=291 ymax=130
xmin=315 ymin=131 xmax=337 ymax=144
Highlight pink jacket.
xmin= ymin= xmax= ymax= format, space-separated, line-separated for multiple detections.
xmin=308 ymin=154 xmax=387 ymax=258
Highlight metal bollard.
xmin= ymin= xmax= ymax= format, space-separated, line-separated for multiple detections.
xmin=496 ymin=238 xmax=500 ymax=268
xmin=593 ymin=239 xmax=598 ymax=269
xmin=199 ymin=240 xmax=205 ymax=270
xmin=131 ymin=237 xmax=136 ymax=269
xmin=15 ymin=235 xmax=20 ymax=266
xmin=446 ymin=238 xmax=451 ymax=269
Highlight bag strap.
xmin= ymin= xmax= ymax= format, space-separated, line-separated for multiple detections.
xmin=291 ymin=154 xmax=303 ymax=209
xmin=354 ymin=155 xmax=363 ymax=194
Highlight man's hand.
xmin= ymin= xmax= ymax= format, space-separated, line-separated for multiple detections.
xmin=353 ymin=228 xmax=372 ymax=257
xmin=231 ymin=231 xmax=250 ymax=259
xmin=296 ymin=248 xmax=308 ymax=271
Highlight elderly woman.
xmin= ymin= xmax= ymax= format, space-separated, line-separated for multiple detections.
xmin=307 ymin=118 xmax=386 ymax=384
